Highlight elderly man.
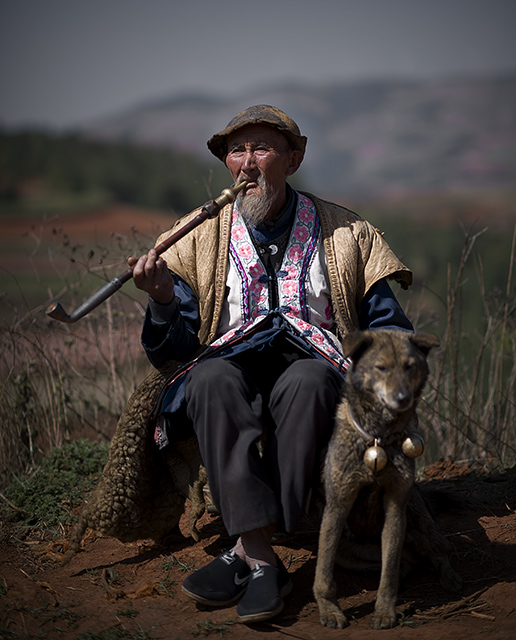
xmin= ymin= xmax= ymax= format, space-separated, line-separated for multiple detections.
xmin=130 ymin=105 xmax=413 ymax=623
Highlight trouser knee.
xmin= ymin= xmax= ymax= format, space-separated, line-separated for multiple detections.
xmin=186 ymin=358 xmax=240 ymax=392
xmin=271 ymin=358 xmax=343 ymax=406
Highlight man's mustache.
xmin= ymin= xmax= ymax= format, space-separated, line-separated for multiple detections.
xmin=238 ymin=174 xmax=265 ymax=194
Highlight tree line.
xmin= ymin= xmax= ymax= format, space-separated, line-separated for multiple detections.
xmin=0 ymin=130 xmax=230 ymax=215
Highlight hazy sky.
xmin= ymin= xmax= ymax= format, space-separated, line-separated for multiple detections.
xmin=1 ymin=0 xmax=515 ymax=129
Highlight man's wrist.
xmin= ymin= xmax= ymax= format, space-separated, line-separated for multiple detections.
xmin=148 ymin=296 xmax=178 ymax=324
xmin=150 ymin=292 xmax=175 ymax=305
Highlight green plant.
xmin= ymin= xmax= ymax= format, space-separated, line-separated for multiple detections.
xmin=0 ymin=258 xmax=152 ymax=488
xmin=161 ymin=554 xmax=197 ymax=573
xmin=0 ymin=626 xmax=31 ymax=639
xmin=0 ymin=215 xmax=162 ymax=488
xmin=104 ymin=568 xmax=124 ymax=587
xmin=116 ymin=607 xmax=139 ymax=619
xmin=397 ymin=612 xmax=424 ymax=627
xmin=76 ymin=626 xmax=157 ymax=640
xmin=0 ymin=594 xmax=83 ymax=634
xmin=0 ymin=439 xmax=109 ymax=531
xmin=157 ymin=574 xmax=177 ymax=598
xmin=193 ymin=619 xmax=236 ymax=637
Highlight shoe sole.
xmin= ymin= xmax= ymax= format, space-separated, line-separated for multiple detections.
xmin=181 ymin=584 xmax=247 ymax=607
xmin=238 ymin=600 xmax=284 ymax=624
xmin=237 ymin=579 xmax=293 ymax=624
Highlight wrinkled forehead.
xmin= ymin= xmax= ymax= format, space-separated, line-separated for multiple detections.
xmin=226 ymin=124 xmax=292 ymax=152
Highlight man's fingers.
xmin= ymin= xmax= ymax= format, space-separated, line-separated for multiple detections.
xmin=130 ymin=254 xmax=150 ymax=283
xmin=144 ymin=253 xmax=162 ymax=277
xmin=128 ymin=248 xmax=158 ymax=270
xmin=127 ymin=251 xmax=173 ymax=303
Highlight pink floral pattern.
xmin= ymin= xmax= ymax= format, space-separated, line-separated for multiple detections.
xmin=217 ymin=194 xmax=345 ymax=367
xmin=287 ymin=245 xmax=304 ymax=262
xmin=293 ymin=226 xmax=309 ymax=243
xmin=238 ymin=242 xmax=254 ymax=261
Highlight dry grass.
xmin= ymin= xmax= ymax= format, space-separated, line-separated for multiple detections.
xmin=0 ymin=305 xmax=149 ymax=488
xmin=0 ymin=227 xmax=153 ymax=488
xmin=414 ymin=224 xmax=516 ymax=469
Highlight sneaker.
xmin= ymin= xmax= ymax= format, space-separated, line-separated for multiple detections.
xmin=181 ymin=550 xmax=251 ymax=606
xmin=236 ymin=555 xmax=293 ymax=623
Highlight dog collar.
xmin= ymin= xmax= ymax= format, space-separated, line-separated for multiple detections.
xmin=347 ymin=404 xmax=376 ymax=445
xmin=346 ymin=404 xmax=425 ymax=472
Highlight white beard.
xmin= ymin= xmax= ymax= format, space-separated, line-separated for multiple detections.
xmin=236 ymin=175 xmax=276 ymax=226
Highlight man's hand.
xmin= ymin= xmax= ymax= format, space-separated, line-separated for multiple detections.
xmin=127 ymin=249 xmax=175 ymax=305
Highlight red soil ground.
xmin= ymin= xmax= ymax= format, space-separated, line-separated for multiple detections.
xmin=1 ymin=204 xmax=175 ymax=240
xmin=1 ymin=460 xmax=515 ymax=639
xmin=1 ymin=204 xmax=175 ymax=275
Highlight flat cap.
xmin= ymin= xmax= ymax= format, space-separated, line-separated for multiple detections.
xmin=207 ymin=104 xmax=307 ymax=161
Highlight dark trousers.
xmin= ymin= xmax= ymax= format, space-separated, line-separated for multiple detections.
xmin=184 ymin=352 xmax=343 ymax=536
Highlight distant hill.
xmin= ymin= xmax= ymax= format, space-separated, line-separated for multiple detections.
xmin=83 ymin=76 xmax=516 ymax=197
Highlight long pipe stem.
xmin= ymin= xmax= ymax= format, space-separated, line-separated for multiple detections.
xmin=46 ymin=181 xmax=246 ymax=323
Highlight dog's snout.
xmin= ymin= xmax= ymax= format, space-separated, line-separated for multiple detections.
xmin=377 ymin=384 xmax=414 ymax=412
xmin=395 ymin=390 xmax=413 ymax=410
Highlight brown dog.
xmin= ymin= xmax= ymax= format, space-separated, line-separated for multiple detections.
xmin=314 ymin=329 xmax=462 ymax=630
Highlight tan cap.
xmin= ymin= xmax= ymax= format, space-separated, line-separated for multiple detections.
xmin=207 ymin=104 xmax=307 ymax=161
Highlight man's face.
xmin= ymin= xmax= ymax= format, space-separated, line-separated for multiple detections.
xmin=225 ymin=124 xmax=303 ymax=221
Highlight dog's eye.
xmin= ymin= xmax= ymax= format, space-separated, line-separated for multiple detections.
xmin=375 ymin=365 xmax=388 ymax=373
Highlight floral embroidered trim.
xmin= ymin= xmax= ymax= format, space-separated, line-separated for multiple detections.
xmin=278 ymin=193 xmax=319 ymax=320
xmin=215 ymin=194 xmax=345 ymax=368
xmin=229 ymin=208 xmax=267 ymax=322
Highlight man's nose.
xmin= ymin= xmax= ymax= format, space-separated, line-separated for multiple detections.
xmin=241 ymin=150 xmax=257 ymax=171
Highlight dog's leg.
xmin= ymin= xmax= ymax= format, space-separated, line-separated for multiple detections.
xmin=314 ymin=501 xmax=350 ymax=629
xmin=371 ymin=487 xmax=409 ymax=629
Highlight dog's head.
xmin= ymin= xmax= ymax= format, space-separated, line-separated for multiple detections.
xmin=342 ymin=329 xmax=440 ymax=413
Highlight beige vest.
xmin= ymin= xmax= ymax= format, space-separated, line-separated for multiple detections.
xmin=157 ymin=192 xmax=412 ymax=346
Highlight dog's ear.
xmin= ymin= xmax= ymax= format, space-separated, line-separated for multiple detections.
xmin=409 ymin=332 xmax=440 ymax=356
xmin=341 ymin=331 xmax=374 ymax=360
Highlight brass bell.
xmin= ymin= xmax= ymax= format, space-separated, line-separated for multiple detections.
xmin=363 ymin=440 xmax=388 ymax=472
xmin=402 ymin=432 xmax=425 ymax=458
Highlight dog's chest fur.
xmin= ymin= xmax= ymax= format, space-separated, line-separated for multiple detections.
xmin=325 ymin=411 xmax=415 ymax=538
xmin=325 ymin=409 xmax=414 ymax=488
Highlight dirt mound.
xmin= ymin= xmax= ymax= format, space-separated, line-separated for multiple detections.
xmin=1 ymin=461 xmax=515 ymax=639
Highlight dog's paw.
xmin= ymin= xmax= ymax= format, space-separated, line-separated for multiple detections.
xmin=440 ymin=568 xmax=463 ymax=593
xmin=371 ymin=611 xmax=397 ymax=630
xmin=318 ymin=600 xmax=349 ymax=629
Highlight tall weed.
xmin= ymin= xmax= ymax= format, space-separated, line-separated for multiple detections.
xmin=413 ymin=225 xmax=516 ymax=468
xmin=0 ymin=227 xmax=152 ymax=488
